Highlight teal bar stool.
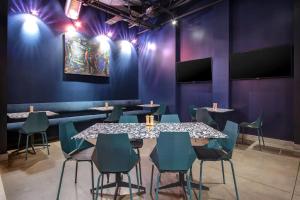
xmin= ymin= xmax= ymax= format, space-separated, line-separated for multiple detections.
xmin=153 ymin=104 xmax=167 ymax=121
xmin=239 ymin=114 xmax=265 ymax=150
xmin=196 ymin=108 xmax=220 ymax=130
xmin=92 ymin=134 xmax=141 ymax=200
xmin=104 ymin=105 xmax=123 ymax=123
xmin=56 ymin=122 xmax=94 ymax=200
xmin=150 ymin=132 xmax=196 ymax=200
xmin=188 ymin=105 xmax=197 ymax=122
xmin=160 ymin=114 xmax=180 ymax=123
xmin=17 ymin=112 xmax=49 ymax=160
xmin=119 ymin=115 xmax=143 ymax=185
xmin=193 ymin=121 xmax=240 ymax=200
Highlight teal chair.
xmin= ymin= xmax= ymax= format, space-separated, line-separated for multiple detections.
xmin=17 ymin=112 xmax=49 ymax=160
xmin=153 ymin=104 xmax=167 ymax=121
xmin=56 ymin=122 xmax=94 ymax=200
xmin=150 ymin=132 xmax=196 ymax=200
xmin=92 ymin=134 xmax=140 ymax=200
xmin=104 ymin=105 xmax=123 ymax=123
xmin=193 ymin=121 xmax=240 ymax=200
xmin=188 ymin=105 xmax=197 ymax=122
xmin=119 ymin=115 xmax=143 ymax=185
xmin=196 ymin=108 xmax=220 ymax=130
xmin=160 ymin=114 xmax=180 ymax=123
xmin=239 ymin=114 xmax=264 ymax=150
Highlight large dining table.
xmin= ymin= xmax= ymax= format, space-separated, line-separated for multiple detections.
xmin=74 ymin=122 xmax=227 ymax=197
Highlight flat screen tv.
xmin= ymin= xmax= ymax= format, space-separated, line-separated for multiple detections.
xmin=230 ymin=45 xmax=293 ymax=80
xmin=176 ymin=58 xmax=212 ymax=83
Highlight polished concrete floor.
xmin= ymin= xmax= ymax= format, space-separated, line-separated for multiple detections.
xmin=0 ymin=139 xmax=300 ymax=200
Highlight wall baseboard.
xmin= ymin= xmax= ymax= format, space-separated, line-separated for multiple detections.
xmin=0 ymin=153 xmax=8 ymax=162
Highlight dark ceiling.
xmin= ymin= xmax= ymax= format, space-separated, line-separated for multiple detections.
xmin=79 ymin=0 xmax=223 ymax=33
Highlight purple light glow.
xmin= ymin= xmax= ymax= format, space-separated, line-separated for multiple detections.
xmin=107 ymin=31 xmax=113 ymax=38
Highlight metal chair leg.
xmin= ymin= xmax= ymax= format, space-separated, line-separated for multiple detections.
xmin=186 ymin=172 xmax=192 ymax=200
xmin=228 ymin=160 xmax=239 ymax=200
xmin=190 ymin=165 xmax=193 ymax=181
xmin=221 ymin=160 xmax=226 ymax=184
xmin=150 ymin=165 xmax=154 ymax=194
xmin=25 ymin=135 xmax=29 ymax=160
xmin=137 ymin=149 xmax=143 ymax=185
xmin=257 ymin=129 xmax=262 ymax=151
xmin=260 ymin=128 xmax=265 ymax=147
xmin=75 ymin=161 xmax=78 ymax=184
xmin=95 ymin=174 xmax=102 ymax=200
xmin=155 ymin=173 xmax=161 ymax=200
xmin=100 ymin=174 xmax=104 ymax=197
xmin=17 ymin=133 xmax=21 ymax=153
xmin=198 ymin=160 xmax=204 ymax=200
xmin=43 ymin=132 xmax=50 ymax=155
xmin=56 ymin=159 xmax=68 ymax=200
xmin=30 ymin=135 xmax=36 ymax=154
xmin=90 ymin=161 xmax=94 ymax=195
xmin=126 ymin=173 xmax=133 ymax=200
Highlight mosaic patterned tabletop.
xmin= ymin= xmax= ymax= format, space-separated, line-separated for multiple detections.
xmin=73 ymin=122 xmax=227 ymax=140
xmin=7 ymin=111 xmax=58 ymax=119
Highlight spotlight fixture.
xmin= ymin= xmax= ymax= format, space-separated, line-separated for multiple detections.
xmin=171 ymin=19 xmax=177 ymax=25
xmin=74 ymin=21 xmax=82 ymax=28
xmin=22 ymin=14 xmax=39 ymax=35
xmin=147 ymin=42 xmax=156 ymax=51
xmin=30 ymin=9 xmax=39 ymax=16
xmin=107 ymin=31 xmax=113 ymax=38
xmin=131 ymin=39 xmax=137 ymax=44
xmin=66 ymin=25 xmax=76 ymax=36
xmin=65 ymin=0 xmax=82 ymax=20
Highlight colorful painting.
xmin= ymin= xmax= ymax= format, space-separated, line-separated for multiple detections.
xmin=64 ymin=34 xmax=110 ymax=77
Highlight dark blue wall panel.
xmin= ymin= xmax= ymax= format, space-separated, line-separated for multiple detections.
xmin=231 ymin=0 xmax=294 ymax=140
xmin=138 ymin=24 xmax=176 ymax=112
xmin=7 ymin=0 xmax=138 ymax=104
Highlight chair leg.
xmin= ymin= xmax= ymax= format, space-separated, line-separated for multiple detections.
xmin=75 ymin=161 xmax=78 ymax=184
xmin=221 ymin=160 xmax=226 ymax=184
xmin=30 ymin=135 xmax=36 ymax=154
xmin=155 ymin=173 xmax=161 ymax=200
xmin=150 ymin=165 xmax=154 ymax=194
xmin=190 ymin=165 xmax=193 ymax=181
xmin=100 ymin=174 xmax=104 ymax=197
xmin=136 ymin=163 xmax=140 ymax=193
xmin=228 ymin=160 xmax=239 ymax=200
xmin=260 ymin=128 xmax=265 ymax=147
xmin=186 ymin=172 xmax=192 ymax=200
xmin=257 ymin=129 xmax=262 ymax=151
xmin=137 ymin=149 xmax=143 ymax=185
xmin=198 ymin=160 xmax=204 ymax=200
xmin=25 ymin=135 xmax=29 ymax=160
xmin=41 ymin=132 xmax=45 ymax=149
xmin=90 ymin=161 xmax=94 ymax=195
xmin=56 ymin=159 xmax=68 ymax=200
xmin=94 ymin=174 xmax=102 ymax=200
xmin=17 ymin=133 xmax=22 ymax=153
xmin=43 ymin=132 xmax=50 ymax=155
xmin=126 ymin=173 xmax=133 ymax=200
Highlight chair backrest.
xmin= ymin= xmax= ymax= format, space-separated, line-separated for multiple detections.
xmin=119 ymin=115 xmax=138 ymax=123
xmin=21 ymin=112 xmax=49 ymax=133
xmin=188 ymin=105 xmax=197 ymax=120
xmin=156 ymin=132 xmax=196 ymax=171
xmin=155 ymin=104 xmax=167 ymax=115
xmin=92 ymin=134 xmax=138 ymax=173
xmin=220 ymin=121 xmax=239 ymax=154
xmin=107 ymin=105 xmax=123 ymax=121
xmin=253 ymin=113 xmax=263 ymax=127
xmin=160 ymin=114 xmax=180 ymax=123
xmin=196 ymin=108 xmax=214 ymax=124
xmin=59 ymin=122 xmax=92 ymax=155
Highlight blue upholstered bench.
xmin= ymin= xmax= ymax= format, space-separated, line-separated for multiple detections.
xmin=7 ymin=99 xmax=148 ymax=131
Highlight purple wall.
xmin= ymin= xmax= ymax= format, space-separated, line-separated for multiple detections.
xmin=139 ymin=0 xmax=294 ymax=140
xmin=231 ymin=0 xmax=294 ymax=140
xmin=138 ymin=24 xmax=176 ymax=112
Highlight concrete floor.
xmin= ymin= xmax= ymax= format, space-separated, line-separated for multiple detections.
xmin=0 ymin=139 xmax=300 ymax=200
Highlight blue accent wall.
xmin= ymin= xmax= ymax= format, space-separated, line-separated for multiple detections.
xmin=138 ymin=24 xmax=176 ymax=112
xmin=139 ymin=0 xmax=294 ymax=140
xmin=7 ymin=0 xmax=138 ymax=104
